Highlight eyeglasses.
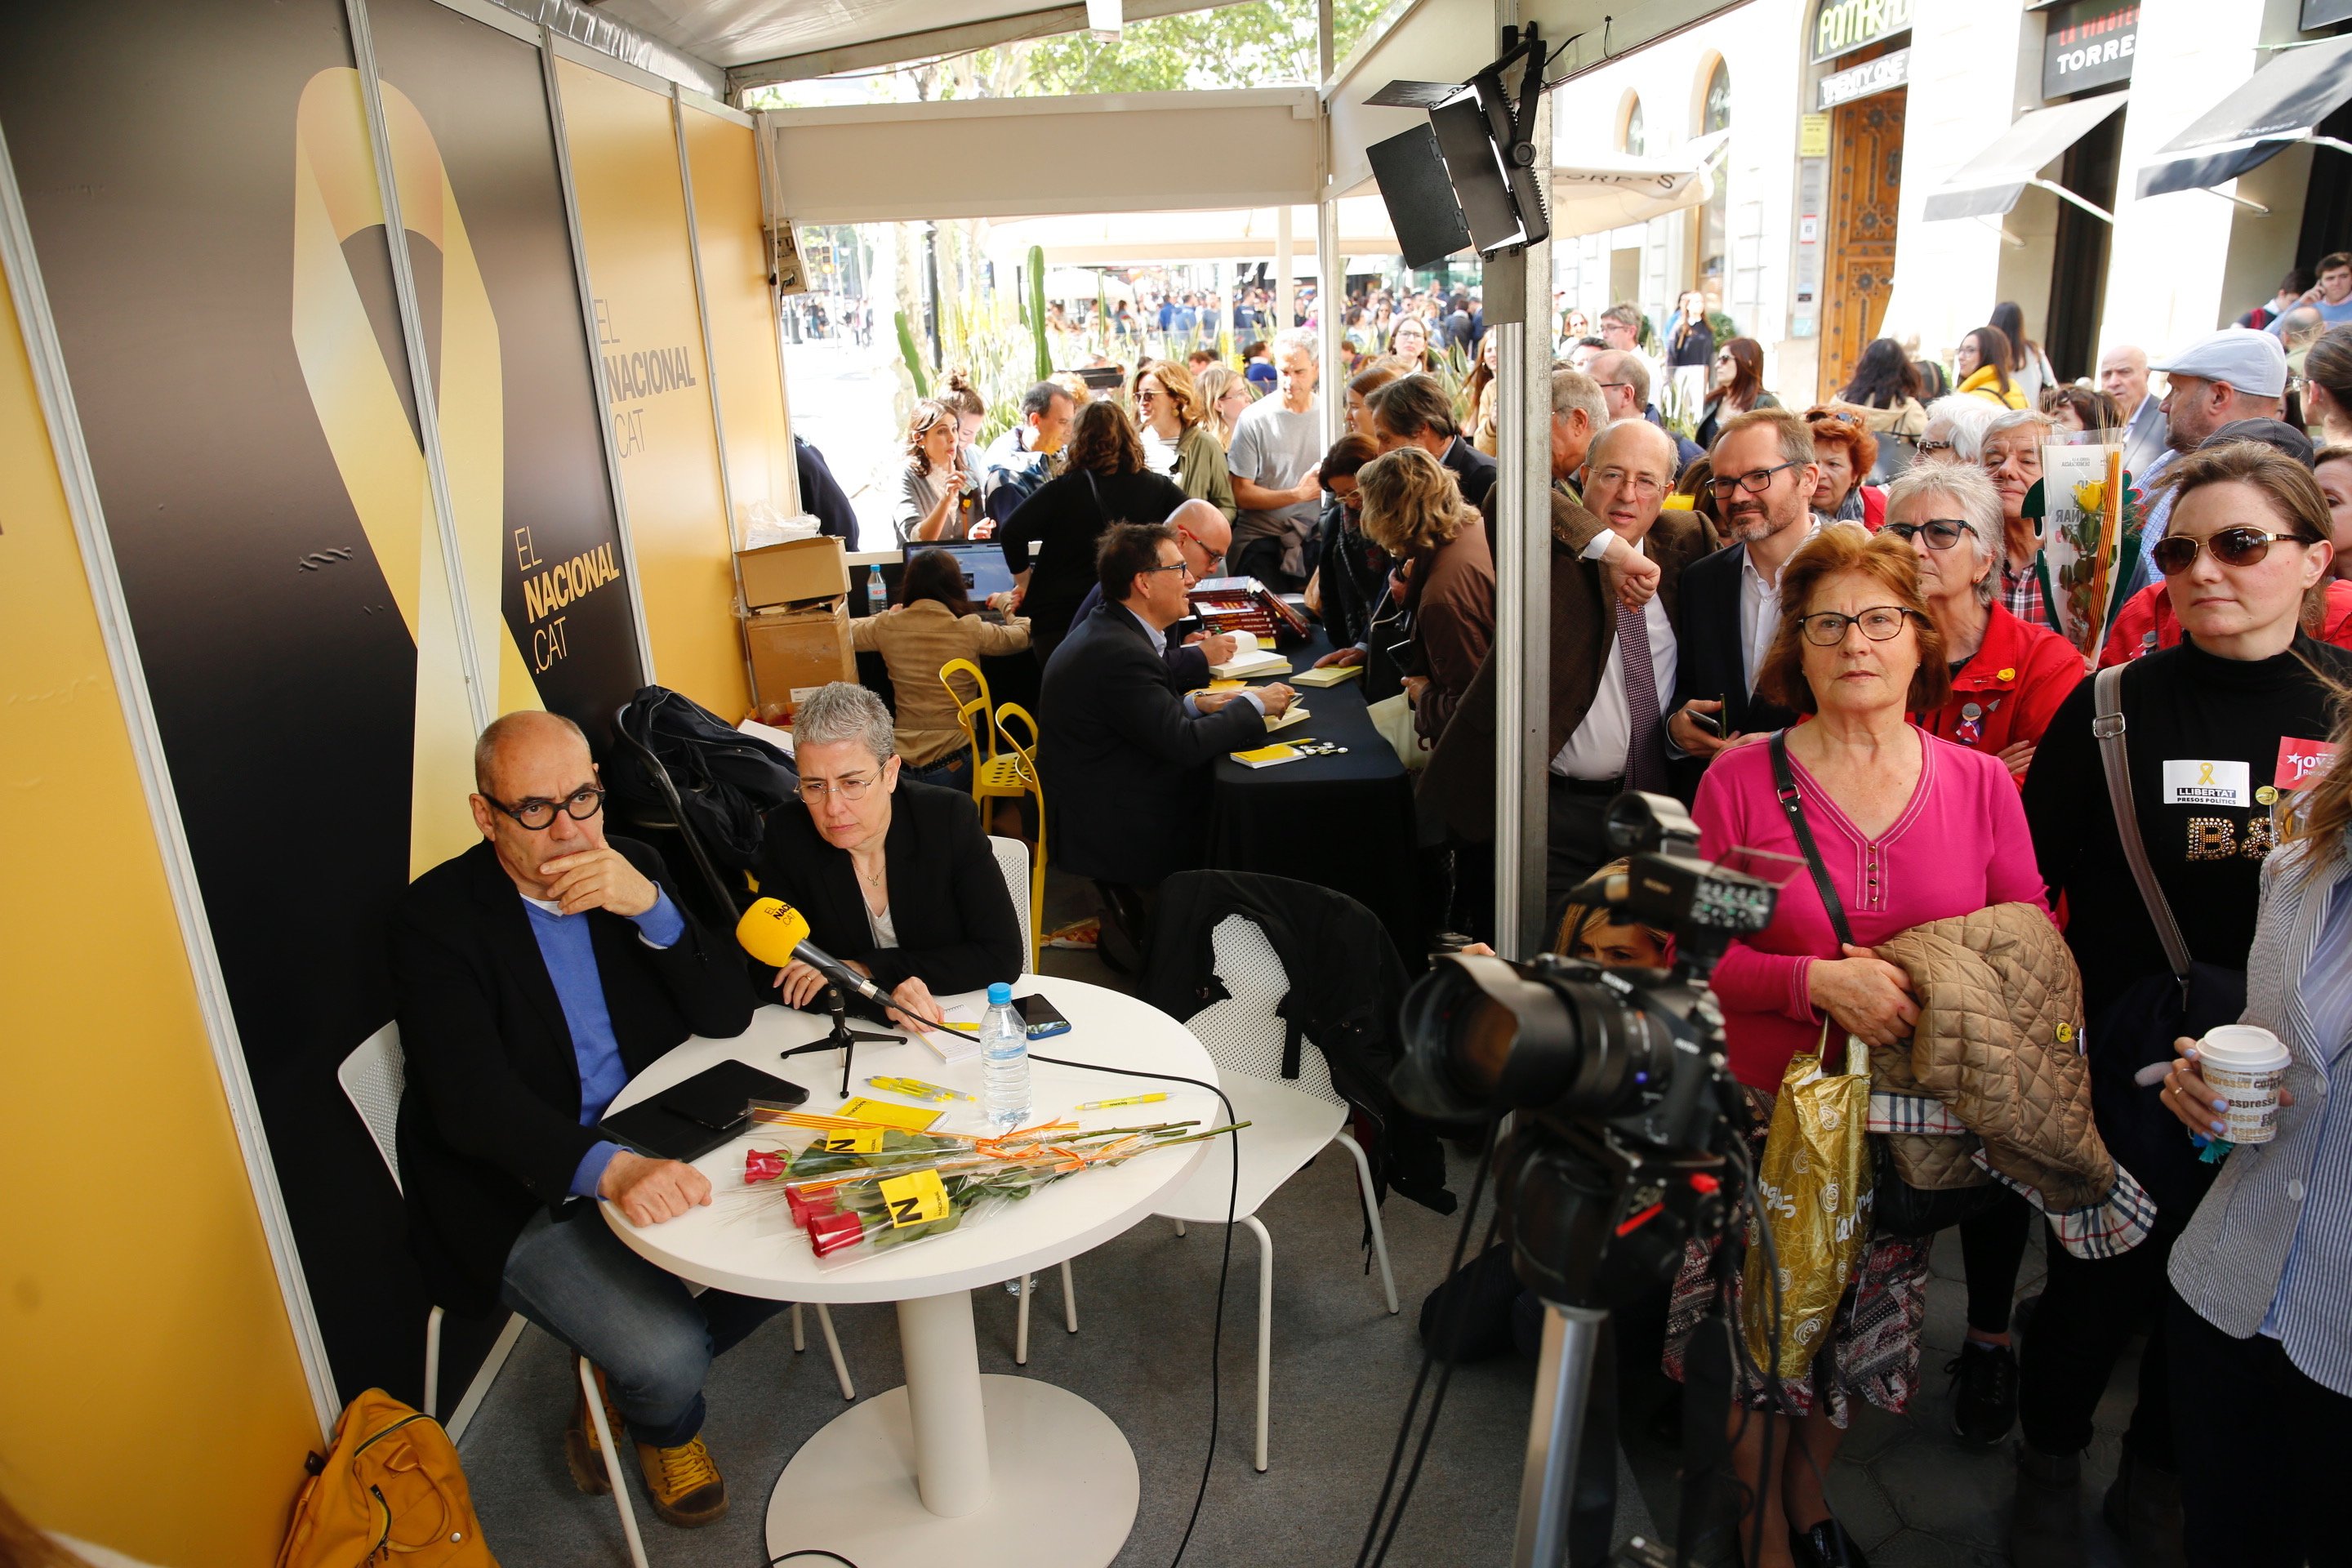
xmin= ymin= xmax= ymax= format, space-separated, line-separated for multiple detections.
xmin=1917 ymin=439 xmax=1955 ymax=455
xmin=484 ymin=785 xmax=604 ymax=831
xmin=1140 ymin=559 xmax=1197 ymax=580
xmin=1883 ymin=518 xmax=1974 ymax=550
xmin=1797 ymin=606 xmax=1921 ymax=646
xmin=800 ymin=772 xmax=884 ymax=804
xmin=1136 ymin=386 xmax=1162 ymax=403
xmin=2149 ymin=526 xmax=2317 ymax=576
xmin=1707 ymin=461 xmax=1798 ymax=498
xmin=1595 ymin=381 xmax=1636 ymax=393
xmin=1590 ymin=466 xmax=1667 ymax=497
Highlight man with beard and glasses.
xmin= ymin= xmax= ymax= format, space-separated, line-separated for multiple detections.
xmin=1666 ymin=408 xmax=1825 ymax=782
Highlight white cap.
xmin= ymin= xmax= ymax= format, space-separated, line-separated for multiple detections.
xmin=2149 ymin=327 xmax=2287 ymax=399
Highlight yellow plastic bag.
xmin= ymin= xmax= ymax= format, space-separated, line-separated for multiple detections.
xmin=1740 ymin=1029 xmax=1873 ymax=1382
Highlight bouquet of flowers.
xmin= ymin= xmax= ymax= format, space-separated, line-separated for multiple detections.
xmin=2040 ymin=443 xmax=2141 ymax=661
xmin=741 ymin=1107 xmax=1245 ymax=1269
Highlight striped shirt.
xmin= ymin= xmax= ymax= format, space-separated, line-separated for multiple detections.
xmin=2171 ymin=841 xmax=2352 ymax=1396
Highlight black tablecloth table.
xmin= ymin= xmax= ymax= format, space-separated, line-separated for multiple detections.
xmin=1205 ymin=630 xmax=1422 ymax=956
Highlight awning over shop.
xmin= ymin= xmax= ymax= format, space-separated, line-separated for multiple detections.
xmin=1547 ymin=129 xmax=1729 ymax=238
xmin=2136 ymin=35 xmax=2352 ymax=200
xmin=1922 ymin=94 xmax=2127 ymax=222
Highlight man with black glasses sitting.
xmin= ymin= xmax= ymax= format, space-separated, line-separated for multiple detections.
xmin=391 ymin=710 xmax=762 ymax=1530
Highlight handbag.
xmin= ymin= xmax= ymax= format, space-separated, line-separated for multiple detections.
xmin=1769 ymin=733 xmax=2002 ymax=1238
xmin=1368 ymin=690 xmax=1428 ymax=772
xmin=1740 ymin=1024 xmax=1872 ymax=1380
xmin=2087 ymin=664 xmax=2236 ymax=1216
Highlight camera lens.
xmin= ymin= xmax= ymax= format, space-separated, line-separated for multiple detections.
xmin=1413 ymin=958 xmax=1681 ymax=1118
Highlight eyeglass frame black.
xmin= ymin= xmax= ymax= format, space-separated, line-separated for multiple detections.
xmin=2148 ymin=526 xmax=2319 ymax=577
xmin=1707 ymin=460 xmax=1800 ymax=498
xmin=1794 ymin=605 xmax=1925 ymax=646
xmin=483 ymin=784 xmax=606 ymax=830
xmin=1882 ymin=518 xmax=1976 ymax=550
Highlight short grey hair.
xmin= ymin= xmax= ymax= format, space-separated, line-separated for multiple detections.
xmin=1922 ymin=394 xmax=2000 ymax=464
xmin=1884 ymin=465 xmax=2003 ymax=606
xmin=1592 ymin=349 xmax=1650 ymax=408
xmin=1981 ymin=408 xmax=2058 ymax=458
xmin=1549 ymin=367 xmax=1608 ymax=430
xmin=792 ymin=682 xmax=897 ymax=768
xmin=1271 ymin=327 xmax=1317 ymax=363
xmin=474 ymin=710 xmax=587 ymax=795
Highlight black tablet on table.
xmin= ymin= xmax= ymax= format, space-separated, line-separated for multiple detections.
xmin=599 ymin=1059 xmax=808 ymax=1163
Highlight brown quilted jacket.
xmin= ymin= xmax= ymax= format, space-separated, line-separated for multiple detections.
xmin=1874 ymin=902 xmax=2115 ymax=1211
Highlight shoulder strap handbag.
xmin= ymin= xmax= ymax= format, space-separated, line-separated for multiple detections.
xmin=2087 ymin=662 xmax=2242 ymax=1211
xmin=1771 ymin=733 xmax=2000 ymax=1236
xmin=2092 ymin=664 xmax=2194 ymax=1002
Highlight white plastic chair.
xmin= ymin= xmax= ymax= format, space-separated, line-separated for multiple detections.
xmin=989 ymin=833 xmax=1080 ymax=1359
xmin=1050 ymin=916 xmax=1400 ymax=1471
xmin=337 ymin=1025 xmax=853 ymax=1568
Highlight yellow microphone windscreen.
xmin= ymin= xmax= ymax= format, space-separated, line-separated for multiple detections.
xmin=735 ymin=897 xmax=812 ymax=967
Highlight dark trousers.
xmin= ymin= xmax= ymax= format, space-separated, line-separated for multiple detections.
xmin=1958 ymin=1190 xmax=2032 ymax=1334
xmin=501 ymin=1208 xmax=788 ymax=1447
xmin=2017 ymin=1206 xmax=2185 ymax=1463
xmin=2169 ymin=1290 xmax=2352 ymax=1567
xmin=1232 ymin=533 xmax=1304 ymax=594
xmin=1547 ymin=775 xmax=1623 ymax=942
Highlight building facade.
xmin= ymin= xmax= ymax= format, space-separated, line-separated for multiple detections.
xmin=1551 ymin=0 xmax=2352 ymax=412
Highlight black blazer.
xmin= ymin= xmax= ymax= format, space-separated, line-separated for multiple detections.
xmin=751 ymin=780 xmax=1023 ymax=999
xmin=391 ymin=837 xmax=755 ymax=1313
xmin=1039 ymin=600 xmax=1268 ymax=886
xmin=1671 ymin=541 xmax=1802 ymax=795
xmin=1442 ymin=438 xmax=1498 ymax=510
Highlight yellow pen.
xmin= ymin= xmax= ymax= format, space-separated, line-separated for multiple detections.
xmin=866 ymin=1075 xmax=975 ymax=1102
xmin=1076 ymin=1092 xmax=1169 ymax=1111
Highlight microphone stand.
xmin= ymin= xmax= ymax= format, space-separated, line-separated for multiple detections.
xmin=780 ymin=984 xmax=900 ymax=1098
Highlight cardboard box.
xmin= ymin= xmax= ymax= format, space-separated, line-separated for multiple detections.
xmin=744 ymin=600 xmax=856 ymax=723
xmin=737 ymin=536 xmax=849 ymax=611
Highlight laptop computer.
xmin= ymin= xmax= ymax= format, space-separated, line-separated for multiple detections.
xmin=900 ymin=540 xmax=1017 ymax=604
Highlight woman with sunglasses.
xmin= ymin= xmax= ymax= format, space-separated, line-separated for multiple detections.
xmin=1695 ymin=335 xmax=1778 ymax=449
xmin=1664 ymin=525 xmax=2046 ymax=1568
xmin=2011 ymin=442 xmax=2351 ymax=1566
xmin=1132 ymin=359 xmax=1237 ymax=523
xmin=1887 ymin=466 xmax=2082 ymax=781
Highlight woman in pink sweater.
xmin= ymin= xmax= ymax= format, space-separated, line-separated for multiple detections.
xmin=1667 ymin=525 xmax=2047 ymax=1568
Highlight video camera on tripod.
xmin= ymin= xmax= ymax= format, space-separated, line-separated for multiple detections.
xmin=1388 ymin=791 xmax=1787 ymax=1567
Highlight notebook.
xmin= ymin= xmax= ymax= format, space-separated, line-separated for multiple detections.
xmin=599 ymin=1060 xmax=808 ymax=1163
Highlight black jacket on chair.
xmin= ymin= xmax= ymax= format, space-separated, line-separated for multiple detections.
xmin=1670 ymin=540 xmax=1801 ymax=796
xmin=1139 ymin=870 xmax=1454 ymax=1215
xmin=751 ymin=780 xmax=1023 ymax=999
xmin=390 ymin=837 xmax=755 ymax=1314
xmin=1039 ymin=600 xmax=1269 ymax=887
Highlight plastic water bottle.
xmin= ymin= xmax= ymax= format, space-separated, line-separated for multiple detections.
xmin=981 ymin=982 xmax=1031 ymax=1131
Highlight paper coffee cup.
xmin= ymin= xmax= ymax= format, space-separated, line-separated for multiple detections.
xmin=2196 ymin=1025 xmax=2292 ymax=1145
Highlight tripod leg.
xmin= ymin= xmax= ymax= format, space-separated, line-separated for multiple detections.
xmin=1512 ymin=1303 xmax=1607 ymax=1568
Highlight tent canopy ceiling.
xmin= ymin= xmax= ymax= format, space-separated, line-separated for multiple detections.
xmin=1922 ymin=94 xmax=2127 ymax=222
xmin=2136 ymin=35 xmax=2352 ymax=199
xmin=982 ymin=200 xmax=1401 ymax=266
xmin=586 ymin=0 xmax=1262 ymax=85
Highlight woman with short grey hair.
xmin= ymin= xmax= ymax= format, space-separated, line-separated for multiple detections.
xmin=752 ymin=682 xmax=1023 ymax=1027
xmin=1980 ymin=408 xmax=2061 ymax=628
xmin=1886 ymin=464 xmax=2083 ymax=779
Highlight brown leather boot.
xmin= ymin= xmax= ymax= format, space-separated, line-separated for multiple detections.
xmin=564 ymin=1356 xmax=627 ymax=1495
xmin=2011 ymin=1442 xmax=2087 ymax=1568
xmin=2101 ymin=1450 xmax=2187 ymax=1568
xmin=635 ymin=1433 xmax=728 ymax=1527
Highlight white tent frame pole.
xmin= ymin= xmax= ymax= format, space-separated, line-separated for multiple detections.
xmin=1317 ymin=189 xmax=1344 ymax=448
xmin=2025 ymin=177 xmax=2114 ymax=225
xmin=753 ymin=112 xmax=804 ymax=517
xmin=1276 ymin=204 xmax=1295 ymax=337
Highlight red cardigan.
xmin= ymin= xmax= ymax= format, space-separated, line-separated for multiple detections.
xmin=1915 ymin=602 xmax=2085 ymax=778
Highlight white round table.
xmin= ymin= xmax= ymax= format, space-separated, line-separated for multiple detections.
xmin=602 ymin=975 xmax=1219 ymax=1568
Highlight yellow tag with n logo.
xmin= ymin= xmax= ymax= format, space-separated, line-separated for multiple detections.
xmin=876 ymin=1169 xmax=950 ymax=1227
xmin=817 ymin=1129 xmax=884 ymax=1154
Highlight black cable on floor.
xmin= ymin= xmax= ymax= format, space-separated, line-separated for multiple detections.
xmin=1029 ymin=1052 xmax=1241 ymax=1568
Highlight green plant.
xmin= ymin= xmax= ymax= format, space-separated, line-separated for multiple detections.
xmin=895 ymin=310 xmax=929 ymax=398
xmin=1027 ymin=246 xmax=1052 ymax=383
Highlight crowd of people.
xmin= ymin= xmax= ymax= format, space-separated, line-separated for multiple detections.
xmin=390 ymin=274 xmax=2352 ymax=1561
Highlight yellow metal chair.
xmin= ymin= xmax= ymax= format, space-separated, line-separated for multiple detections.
xmin=991 ymin=701 xmax=1047 ymax=972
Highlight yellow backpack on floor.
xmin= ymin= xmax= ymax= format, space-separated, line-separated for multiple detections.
xmin=276 ymin=1389 xmax=497 ymax=1567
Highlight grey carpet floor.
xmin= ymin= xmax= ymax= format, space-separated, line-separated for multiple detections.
xmin=456 ymin=874 xmax=2138 ymax=1567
